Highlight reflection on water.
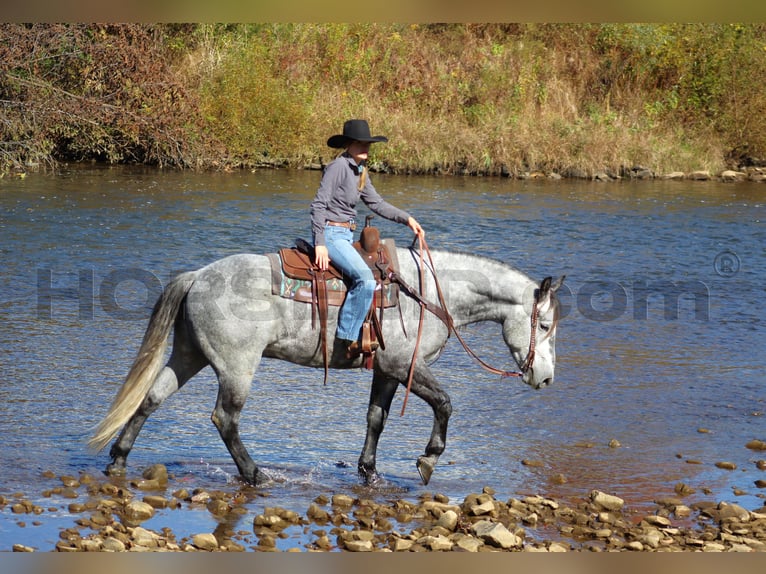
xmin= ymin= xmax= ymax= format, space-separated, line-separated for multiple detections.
xmin=1 ymin=165 xmax=765 ymax=548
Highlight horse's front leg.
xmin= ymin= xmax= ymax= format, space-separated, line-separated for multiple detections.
xmin=407 ymin=363 xmax=452 ymax=485
xmin=358 ymin=369 xmax=399 ymax=485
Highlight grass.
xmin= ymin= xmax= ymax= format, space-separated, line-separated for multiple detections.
xmin=2 ymin=23 xmax=765 ymax=177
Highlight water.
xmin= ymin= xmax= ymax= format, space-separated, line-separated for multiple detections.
xmin=1 ymin=164 xmax=764 ymax=550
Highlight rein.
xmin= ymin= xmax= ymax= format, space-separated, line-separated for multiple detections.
xmin=393 ymin=236 xmax=540 ymax=415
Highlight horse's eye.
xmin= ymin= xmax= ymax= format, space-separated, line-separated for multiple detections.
xmin=539 ymin=323 xmax=550 ymax=332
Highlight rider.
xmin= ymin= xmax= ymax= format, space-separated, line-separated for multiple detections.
xmin=310 ymin=119 xmax=425 ymax=359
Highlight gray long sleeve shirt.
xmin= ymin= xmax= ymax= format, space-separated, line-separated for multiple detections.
xmin=310 ymin=153 xmax=411 ymax=246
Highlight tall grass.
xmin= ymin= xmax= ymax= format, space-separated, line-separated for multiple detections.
xmin=3 ymin=23 xmax=766 ymax=176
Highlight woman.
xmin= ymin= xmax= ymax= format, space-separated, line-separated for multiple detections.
xmin=310 ymin=119 xmax=425 ymax=359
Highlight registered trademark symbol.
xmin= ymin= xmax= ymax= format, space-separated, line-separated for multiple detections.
xmin=714 ymin=250 xmax=740 ymax=278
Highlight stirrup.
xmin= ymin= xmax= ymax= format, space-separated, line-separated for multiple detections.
xmin=346 ymin=340 xmax=362 ymax=360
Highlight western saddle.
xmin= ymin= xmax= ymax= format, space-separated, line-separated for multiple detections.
xmin=268 ymin=216 xmax=400 ymax=382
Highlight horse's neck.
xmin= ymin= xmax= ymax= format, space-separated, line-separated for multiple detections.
xmin=399 ymin=249 xmax=531 ymax=327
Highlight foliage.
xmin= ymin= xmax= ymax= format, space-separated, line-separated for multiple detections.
xmin=2 ymin=23 xmax=766 ymax=177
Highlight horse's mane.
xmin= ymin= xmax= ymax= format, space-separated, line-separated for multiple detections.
xmin=405 ymin=246 xmax=562 ymax=335
xmin=404 ymin=246 xmax=534 ymax=283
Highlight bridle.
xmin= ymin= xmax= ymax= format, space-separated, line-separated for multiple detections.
xmin=391 ymin=236 xmax=542 ymax=415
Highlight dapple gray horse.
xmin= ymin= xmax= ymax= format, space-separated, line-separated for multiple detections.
xmin=89 ymin=247 xmax=563 ymax=486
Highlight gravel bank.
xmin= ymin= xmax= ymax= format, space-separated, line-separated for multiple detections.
xmin=4 ymin=463 xmax=766 ymax=552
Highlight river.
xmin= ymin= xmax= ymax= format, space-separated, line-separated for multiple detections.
xmin=1 ymin=164 xmax=764 ymax=550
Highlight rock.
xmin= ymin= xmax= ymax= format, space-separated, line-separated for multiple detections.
xmin=343 ymin=539 xmax=373 ymax=552
xmin=436 ymin=510 xmax=458 ymax=531
xmin=331 ymin=494 xmax=354 ymax=507
xmin=453 ymin=534 xmax=483 ymax=552
xmin=590 ymin=490 xmax=625 ymax=511
xmin=142 ymin=495 xmax=168 ymax=509
xmin=101 ymin=537 xmax=126 ymax=552
xmin=307 ymin=503 xmax=330 ymax=523
xmin=746 ymin=439 xmax=766 ymax=451
xmin=391 ymin=537 xmax=414 ymax=552
xmin=418 ymin=534 xmax=453 ymax=551
xmin=123 ymin=500 xmax=155 ymax=523
xmin=471 ymin=520 xmax=522 ymax=549
xmin=721 ymin=170 xmax=746 ymax=181
xmin=715 ymin=461 xmax=737 ymax=470
xmin=192 ymin=533 xmax=219 ymax=551
xmin=629 ymin=166 xmax=654 ymax=179
xmin=689 ymin=170 xmax=711 ymax=180
xmin=142 ymin=463 xmax=168 ymax=484
xmin=673 ymin=505 xmax=692 ymax=518
xmin=717 ymin=502 xmax=750 ymax=522
xmin=644 ymin=515 xmax=672 ymax=528
xmin=674 ymin=482 xmax=696 ymax=496
xmin=207 ymin=499 xmax=230 ymax=516
xmin=663 ymin=171 xmax=686 ymax=180
xmin=469 ymin=499 xmax=496 ymax=516
xmin=131 ymin=526 xmax=160 ymax=548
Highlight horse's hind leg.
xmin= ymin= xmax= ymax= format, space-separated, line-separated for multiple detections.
xmin=107 ymin=328 xmax=207 ymax=475
xmin=358 ymin=369 xmax=399 ymax=485
xmin=211 ymin=370 xmax=269 ymax=486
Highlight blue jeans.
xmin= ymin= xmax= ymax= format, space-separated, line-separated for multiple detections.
xmin=322 ymin=225 xmax=376 ymax=341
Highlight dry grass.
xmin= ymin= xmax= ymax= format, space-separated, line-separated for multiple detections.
xmin=2 ymin=23 xmax=765 ymax=176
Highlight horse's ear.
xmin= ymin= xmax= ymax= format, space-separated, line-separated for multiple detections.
xmin=550 ymin=275 xmax=565 ymax=293
xmin=539 ymin=276 xmax=552 ymax=296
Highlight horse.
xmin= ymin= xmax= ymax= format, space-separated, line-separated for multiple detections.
xmin=89 ymin=246 xmax=564 ymax=486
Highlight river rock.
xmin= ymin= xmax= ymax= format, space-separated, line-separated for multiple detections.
xmin=343 ymin=539 xmax=373 ymax=552
xmin=746 ymin=439 xmax=766 ymax=451
xmin=332 ymin=494 xmax=354 ymax=507
xmin=123 ymin=500 xmax=155 ymax=523
xmin=418 ymin=534 xmax=453 ymax=551
xmin=192 ymin=533 xmax=219 ymax=551
xmin=142 ymin=463 xmax=168 ymax=484
xmin=717 ymin=502 xmax=750 ymax=523
xmin=436 ymin=509 xmax=458 ymax=531
xmin=721 ymin=170 xmax=746 ymax=181
xmin=471 ymin=520 xmax=522 ymax=549
xmin=590 ymin=490 xmax=624 ymax=511
xmin=101 ymin=537 xmax=126 ymax=552
xmin=131 ymin=526 xmax=160 ymax=548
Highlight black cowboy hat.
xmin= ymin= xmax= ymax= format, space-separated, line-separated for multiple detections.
xmin=327 ymin=119 xmax=388 ymax=148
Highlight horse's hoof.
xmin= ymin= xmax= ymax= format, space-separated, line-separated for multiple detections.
xmin=105 ymin=463 xmax=126 ymax=478
xmin=247 ymin=468 xmax=272 ymax=487
xmin=359 ymin=469 xmax=385 ymax=487
xmin=416 ymin=456 xmax=435 ymax=485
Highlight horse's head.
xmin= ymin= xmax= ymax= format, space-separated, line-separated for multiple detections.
xmin=504 ymin=275 xmax=565 ymax=389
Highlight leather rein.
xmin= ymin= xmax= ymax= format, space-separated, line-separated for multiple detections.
xmin=391 ymin=236 xmax=540 ymax=415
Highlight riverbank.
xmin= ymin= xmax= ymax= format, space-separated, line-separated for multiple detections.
xmin=4 ymin=463 xmax=766 ymax=553
xmin=3 ymin=24 xmax=766 ymax=178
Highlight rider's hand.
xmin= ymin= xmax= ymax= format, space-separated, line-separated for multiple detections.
xmin=407 ymin=217 xmax=425 ymax=239
xmin=314 ymin=245 xmax=330 ymax=271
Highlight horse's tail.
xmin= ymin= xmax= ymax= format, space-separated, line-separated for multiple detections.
xmin=88 ymin=271 xmax=196 ymax=452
